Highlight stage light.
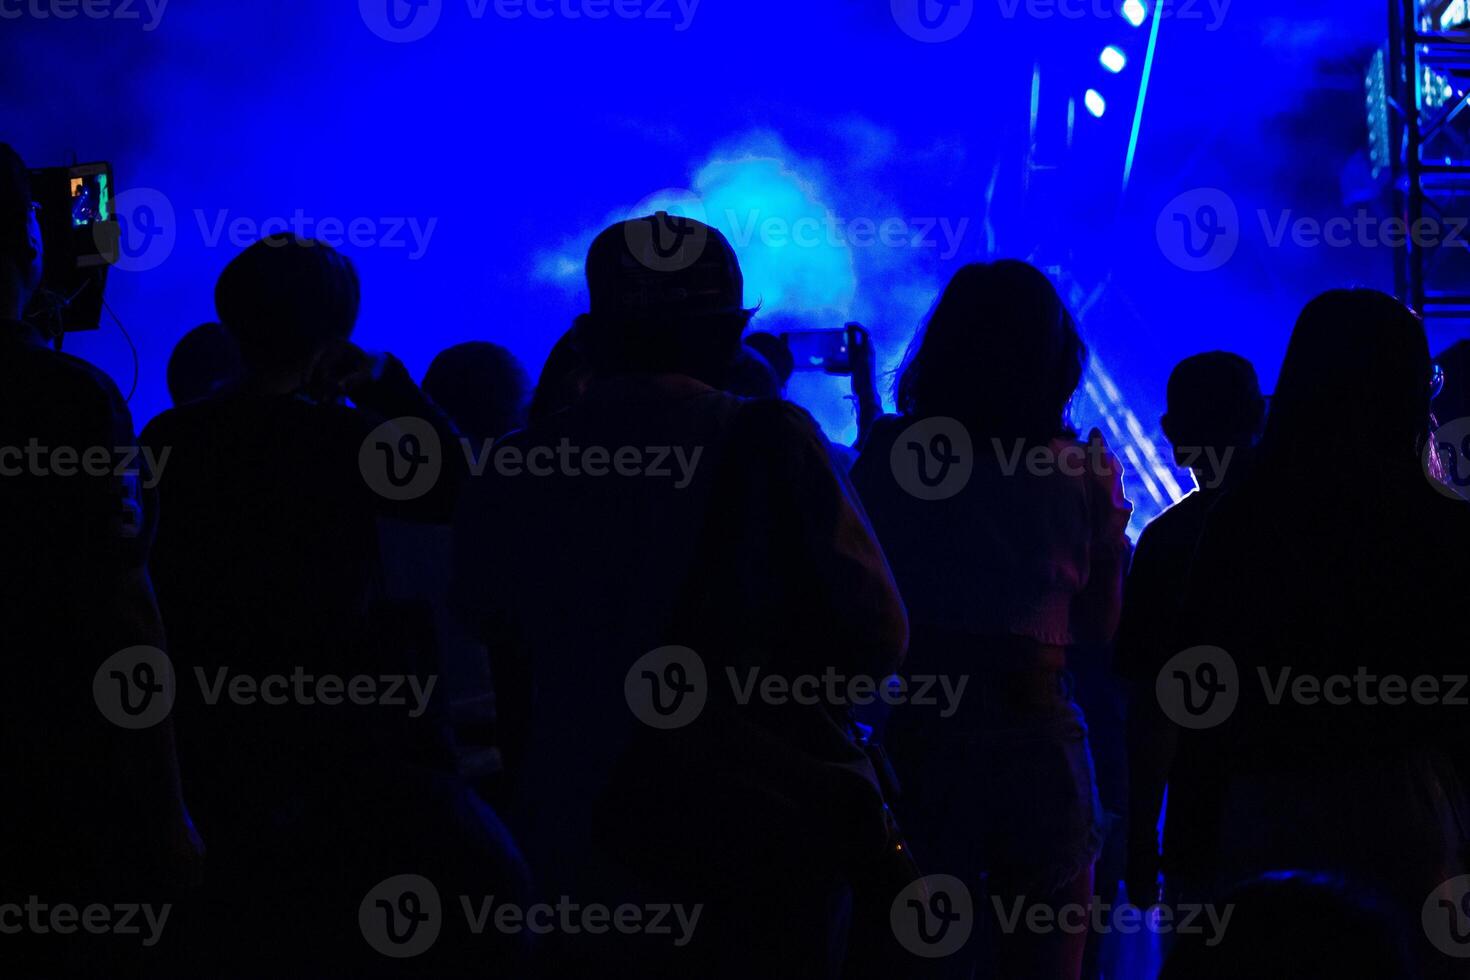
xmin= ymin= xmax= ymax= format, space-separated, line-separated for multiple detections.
xmin=1100 ymin=45 xmax=1127 ymax=72
xmin=1122 ymin=0 xmax=1147 ymax=27
xmin=1085 ymin=89 xmax=1107 ymax=118
xmin=1438 ymin=0 xmax=1469 ymax=32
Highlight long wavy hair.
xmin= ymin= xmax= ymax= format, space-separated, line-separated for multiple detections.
xmin=1260 ymin=289 xmax=1433 ymax=485
xmin=896 ymin=260 xmax=1087 ymax=443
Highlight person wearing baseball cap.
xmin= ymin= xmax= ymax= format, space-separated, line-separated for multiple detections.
xmin=452 ymin=211 xmax=907 ymax=976
xmin=576 ymin=210 xmax=752 ymax=384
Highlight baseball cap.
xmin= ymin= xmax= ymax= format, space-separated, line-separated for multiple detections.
xmin=585 ymin=211 xmax=745 ymax=322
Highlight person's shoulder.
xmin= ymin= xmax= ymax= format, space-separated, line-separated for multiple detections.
xmin=1136 ymin=491 xmax=1210 ymax=550
xmin=727 ymin=395 xmax=827 ymax=447
xmin=17 ymin=346 xmax=129 ymax=417
xmin=852 ymin=413 xmax=909 ymax=461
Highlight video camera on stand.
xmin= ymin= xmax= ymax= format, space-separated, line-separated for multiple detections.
xmin=24 ymin=161 xmax=119 ymax=334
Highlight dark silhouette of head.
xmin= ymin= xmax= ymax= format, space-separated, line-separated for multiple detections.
xmin=744 ymin=332 xmax=794 ymax=386
xmin=1162 ymin=351 xmax=1265 ymax=480
xmin=577 ymin=212 xmax=752 ymax=386
xmin=215 ymin=234 xmax=360 ymax=378
xmin=1160 ymin=873 xmax=1416 ymax=980
xmin=1263 ymin=289 xmax=1432 ymax=479
xmin=725 ymin=344 xmax=782 ymax=400
xmin=423 ymin=341 xmax=529 ymax=442
xmin=167 ymin=322 xmax=244 ymax=406
xmin=529 ymin=322 xmax=595 ymax=423
xmin=897 ymin=260 xmax=1086 ymax=442
xmin=0 ymin=143 xmax=42 ymax=319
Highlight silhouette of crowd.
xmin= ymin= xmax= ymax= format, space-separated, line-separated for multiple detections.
xmin=2 ymin=139 xmax=1467 ymax=979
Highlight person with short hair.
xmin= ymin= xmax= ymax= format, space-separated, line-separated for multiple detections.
xmin=423 ymin=340 xmax=529 ymax=443
xmin=143 ymin=233 xmax=528 ymax=977
xmin=1116 ymin=351 xmax=1266 ymax=908
xmin=165 ymin=321 xmax=243 ymax=406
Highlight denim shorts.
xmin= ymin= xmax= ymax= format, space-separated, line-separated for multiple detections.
xmin=888 ymin=687 xmax=1105 ymax=897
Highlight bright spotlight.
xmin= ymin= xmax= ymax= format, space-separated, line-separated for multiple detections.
xmin=1100 ymin=45 xmax=1128 ymax=72
xmin=1085 ymin=89 xmax=1107 ymax=117
xmin=1122 ymin=0 xmax=1147 ymax=27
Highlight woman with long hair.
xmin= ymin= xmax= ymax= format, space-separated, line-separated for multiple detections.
xmin=851 ymin=260 xmax=1132 ymax=980
xmin=1167 ymin=289 xmax=1470 ymax=979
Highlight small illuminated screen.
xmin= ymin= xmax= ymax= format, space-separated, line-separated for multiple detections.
xmin=69 ymin=172 xmax=111 ymax=227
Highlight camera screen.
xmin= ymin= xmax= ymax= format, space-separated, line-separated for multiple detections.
xmin=68 ymin=171 xmax=111 ymax=228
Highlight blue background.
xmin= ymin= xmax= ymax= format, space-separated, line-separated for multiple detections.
xmin=0 ymin=0 xmax=1438 ymax=522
